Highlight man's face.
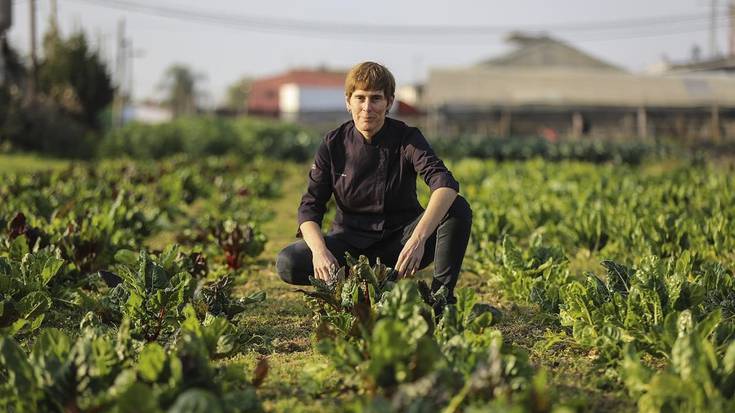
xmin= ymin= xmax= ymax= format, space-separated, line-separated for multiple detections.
xmin=346 ymin=89 xmax=394 ymax=136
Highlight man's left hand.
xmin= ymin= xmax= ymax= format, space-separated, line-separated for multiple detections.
xmin=396 ymin=236 xmax=426 ymax=278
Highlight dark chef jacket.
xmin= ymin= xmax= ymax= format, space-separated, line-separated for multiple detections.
xmin=296 ymin=117 xmax=460 ymax=249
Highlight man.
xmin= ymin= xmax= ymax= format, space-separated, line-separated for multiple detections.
xmin=276 ymin=61 xmax=472 ymax=304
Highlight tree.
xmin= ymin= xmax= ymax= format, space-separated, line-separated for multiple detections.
xmin=224 ymin=76 xmax=252 ymax=115
xmin=38 ymin=27 xmax=114 ymax=129
xmin=1 ymin=36 xmax=26 ymax=87
xmin=158 ymin=64 xmax=205 ymax=117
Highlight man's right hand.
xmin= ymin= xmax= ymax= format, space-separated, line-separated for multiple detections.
xmin=299 ymin=221 xmax=340 ymax=282
xmin=312 ymin=248 xmax=340 ymax=282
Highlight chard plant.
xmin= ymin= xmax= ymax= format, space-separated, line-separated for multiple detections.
xmin=0 ymin=310 xmax=266 ymax=413
xmin=96 ymin=245 xmax=265 ymax=344
xmin=496 ymin=236 xmax=572 ymax=314
xmin=623 ymin=310 xmax=735 ymax=413
xmin=559 ymin=253 xmax=735 ymax=363
xmin=299 ymin=254 xmax=550 ymax=412
xmin=211 ymin=219 xmax=266 ymax=270
xmin=0 ymin=250 xmax=65 ymax=337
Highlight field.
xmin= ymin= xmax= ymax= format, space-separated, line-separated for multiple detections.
xmin=1 ymin=153 xmax=734 ymax=412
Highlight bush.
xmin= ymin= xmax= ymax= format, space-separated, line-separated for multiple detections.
xmin=99 ymin=117 xmax=320 ymax=161
xmin=0 ymin=97 xmax=96 ymax=159
xmin=429 ymin=135 xmax=663 ymax=165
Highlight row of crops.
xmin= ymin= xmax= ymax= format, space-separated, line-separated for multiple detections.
xmin=456 ymin=159 xmax=735 ymax=411
xmin=290 ymin=158 xmax=735 ymax=412
xmin=1 ymin=154 xmax=734 ymax=412
xmin=0 ymin=157 xmax=281 ymax=412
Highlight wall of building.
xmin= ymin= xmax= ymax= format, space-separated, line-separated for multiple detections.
xmin=429 ymin=106 xmax=735 ymax=141
xmin=279 ymin=84 xmax=345 ymax=113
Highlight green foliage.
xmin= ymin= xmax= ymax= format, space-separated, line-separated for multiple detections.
xmin=623 ymin=311 xmax=735 ymax=413
xmin=495 ymin=236 xmax=571 ymax=314
xmin=0 ymin=319 xmax=263 ymax=412
xmin=0 ymin=98 xmax=94 ymax=158
xmin=99 ymin=116 xmax=321 ymax=161
xmin=431 ymin=135 xmax=667 ymax=164
xmin=99 ymin=247 xmax=264 ymax=344
xmin=0 ymin=251 xmax=65 ymax=336
xmin=159 ymin=64 xmax=204 ymax=117
xmin=39 ymin=29 xmax=114 ymax=128
xmin=224 ymin=76 xmax=252 ymax=115
xmin=107 ymin=249 xmax=195 ymax=342
xmin=1 ymin=156 xmax=275 ymax=273
xmin=460 ymin=158 xmax=735 ymax=408
xmin=299 ymin=255 xmax=549 ymax=412
xmin=211 ymin=219 xmax=266 ymax=270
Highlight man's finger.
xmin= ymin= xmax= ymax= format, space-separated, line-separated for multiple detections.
xmin=396 ymin=259 xmax=405 ymax=276
xmin=396 ymin=253 xmax=406 ymax=271
xmin=398 ymin=257 xmax=409 ymax=276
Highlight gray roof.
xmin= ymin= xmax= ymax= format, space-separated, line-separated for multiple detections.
xmin=425 ymin=66 xmax=735 ymax=108
xmin=479 ymin=32 xmax=625 ymax=73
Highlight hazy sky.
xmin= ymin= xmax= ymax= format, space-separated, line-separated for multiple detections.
xmin=6 ymin=0 xmax=734 ymax=105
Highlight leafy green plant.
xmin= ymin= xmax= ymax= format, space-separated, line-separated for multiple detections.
xmin=496 ymin=236 xmax=571 ymax=314
xmin=97 ymin=246 xmax=265 ymax=344
xmin=0 ymin=314 xmax=264 ymax=412
xmin=299 ymin=255 xmax=546 ymax=411
xmin=623 ymin=310 xmax=735 ymax=413
xmin=0 ymin=250 xmax=65 ymax=336
xmin=211 ymin=219 xmax=266 ymax=270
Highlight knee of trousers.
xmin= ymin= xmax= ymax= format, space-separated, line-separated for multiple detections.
xmin=275 ymin=248 xmax=298 ymax=285
xmin=447 ymin=195 xmax=473 ymax=224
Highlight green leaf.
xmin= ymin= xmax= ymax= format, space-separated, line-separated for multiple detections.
xmin=114 ymin=249 xmax=139 ymax=267
xmin=17 ymin=291 xmax=52 ymax=320
xmin=241 ymin=290 xmax=266 ymax=305
xmin=502 ymin=237 xmax=524 ymax=270
xmin=9 ymin=236 xmax=29 ymax=261
xmin=0 ymin=336 xmax=37 ymax=395
xmin=138 ymin=343 xmax=167 ymax=382
xmin=114 ymin=382 xmax=161 ymax=413
xmin=724 ymin=341 xmax=735 ymax=374
xmin=32 ymin=328 xmax=71 ymax=360
xmin=167 ymin=389 xmax=223 ymax=413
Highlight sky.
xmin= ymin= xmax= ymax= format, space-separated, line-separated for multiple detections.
xmin=5 ymin=0 xmax=734 ymax=106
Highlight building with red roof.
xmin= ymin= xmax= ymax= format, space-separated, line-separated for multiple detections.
xmin=248 ymin=68 xmax=421 ymax=123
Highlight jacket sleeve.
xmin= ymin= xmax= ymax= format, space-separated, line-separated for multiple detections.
xmin=405 ymin=129 xmax=460 ymax=193
xmin=296 ymin=139 xmax=333 ymax=237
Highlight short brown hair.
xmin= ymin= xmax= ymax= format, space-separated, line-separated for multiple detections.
xmin=344 ymin=62 xmax=395 ymax=99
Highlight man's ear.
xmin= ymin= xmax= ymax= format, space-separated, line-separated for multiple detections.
xmin=387 ymin=96 xmax=395 ymax=113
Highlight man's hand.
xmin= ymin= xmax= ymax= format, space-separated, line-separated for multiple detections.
xmin=312 ymin=248 xmax=340 ymax=282
xmin=396 ymin=236 xmax=426 ymax=278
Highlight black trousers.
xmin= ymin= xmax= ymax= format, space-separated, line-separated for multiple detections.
xmin=276 ymin=195 xmax=472 ymax=302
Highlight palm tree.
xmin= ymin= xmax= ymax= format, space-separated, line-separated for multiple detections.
xmin=158 ymin=64 xmax=205 ymax=117
xmin=224 ymin=76 xmax=253 ymax=115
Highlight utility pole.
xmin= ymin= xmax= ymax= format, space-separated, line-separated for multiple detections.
xmin=730 ymin=0 xmax=735 ymax=57
xmin=50 ymin=0 xmax=59 ymax=31
xmin=113 ymin=18 xmax=127 ymax=127
xmin=127 ymin=38 xmax=134 ymax=104
xmin=29 ymin=0 xmax=38 ymax=99
xmin=710 ymin=0 xmax=720 ymax=58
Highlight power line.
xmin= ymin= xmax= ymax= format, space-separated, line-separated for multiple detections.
xmin=67 ymin=0 xmax=733 ymax=41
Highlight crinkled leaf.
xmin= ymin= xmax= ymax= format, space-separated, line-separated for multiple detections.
xmin=138 ymin=342 xmax=167 ymax=382
xmin=168 ymin=389 xmax=223 ymax=413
